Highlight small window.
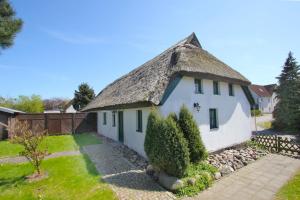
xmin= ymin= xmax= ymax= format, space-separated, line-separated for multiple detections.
xmin=194 ymin=79 xmax=203 ymax=94
xmin=136 ymin=110 xmax=143 ymax=132
xmin=103 ymin=112 xmax=107 ymax=125
xmin=209 ymin=109 xmax=218 ymax=129
xmin=213 ymin=81 xmax=220 ymax=95
xmin=229 ymin=83 xmax=234 ymax=96
xmin=112 ymin=111 xmax=116 ymax=127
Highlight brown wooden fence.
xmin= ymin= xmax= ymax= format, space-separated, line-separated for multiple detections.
xmin=9 ymin=113 xmax=97 ymax=135
xmin=254 ymin=135 xmax=300 ymax=156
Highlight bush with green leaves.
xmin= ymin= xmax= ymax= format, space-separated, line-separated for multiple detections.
xmin=178 ymin=105 xmax=207 ymax=163
xmin=144 ymin=110 xmax=190 ymax=178
xmin=251 ymin=109 xmax=262 ymax=117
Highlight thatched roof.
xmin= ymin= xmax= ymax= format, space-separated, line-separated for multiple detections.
xmin=83 ymin=33 xmax=250 ymax=111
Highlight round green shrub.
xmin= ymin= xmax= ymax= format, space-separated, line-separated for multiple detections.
xmin=178 ymin=105 xmax=207 ymax=163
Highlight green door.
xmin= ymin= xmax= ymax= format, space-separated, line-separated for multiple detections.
xmin=118 ymin=111 xmax=124 ymax=143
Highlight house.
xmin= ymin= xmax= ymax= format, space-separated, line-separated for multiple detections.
xmin=63 ymin=100 xmax=77 ymax=113
xmin=82 ymin=33 xmax=254 ymax=157
xmin=249 ymin=84 xmax=277 ymax=113
xmin=0 ymin=106 xmax=25 ymax=140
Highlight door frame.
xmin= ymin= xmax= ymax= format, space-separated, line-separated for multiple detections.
xmin=118 ymin=111 xmax=124 ymax=143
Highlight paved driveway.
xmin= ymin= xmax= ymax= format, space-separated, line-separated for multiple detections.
xmin=184 ymin=154 xmax=300 ymax=200
xmin=82 ymin=142 xmax=175 ymax=200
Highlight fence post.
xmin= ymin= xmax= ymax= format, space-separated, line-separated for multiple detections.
xmin=44 ymin=114 xmax=48 ymax=130
xmin=72 ymin=113 xmax=75 ymax=134
xmin=277 ymin=136 xmax=282 ymax=153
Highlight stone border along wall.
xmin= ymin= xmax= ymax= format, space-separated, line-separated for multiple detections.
xmin=207 ymin=146 xmax=268 ymax=177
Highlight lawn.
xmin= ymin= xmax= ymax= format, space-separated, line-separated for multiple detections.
xmin=0 ymin=155 xmax=116 ymax=200
xmin=0 ymin=133 xmax=101 ymax=158
xmin=257 ymin=121 xmax=272 ymax=129
xmin=275 ymin=169 xmax=300 ymax=200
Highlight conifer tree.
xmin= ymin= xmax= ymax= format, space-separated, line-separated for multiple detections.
xmin=73 ymin=83 xmax=95 ymax=110
xmin=273 ymin=52 xmax=300 ymax=131
xmin=0 ymin=0 xmax=23 ymax=51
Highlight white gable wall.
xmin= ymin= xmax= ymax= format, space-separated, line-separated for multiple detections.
xmin=159 ymin=76 xmax=252 ymax=152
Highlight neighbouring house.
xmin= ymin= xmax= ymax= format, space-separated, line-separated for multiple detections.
xmin=44 ymin=109 xmax=61 ymax=113
xmin=0 ymin=106 xmax=25 ymax=140
xmin=82 ymin=33 xmax=254 ymax=157
xmin=63 ymin=100 xmax=77 ymax=113
xmin=249 ymin=84 xmax=277 ymax=113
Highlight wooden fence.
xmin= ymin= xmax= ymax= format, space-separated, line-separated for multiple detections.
xmin=9 ymin=113 xmax=97 ymax=135
xmin=254 ymin=135 xmax=300 ymax=156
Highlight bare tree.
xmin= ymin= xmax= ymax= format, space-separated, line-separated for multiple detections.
xmin=8 ymin=120 xmax=48 ymax=175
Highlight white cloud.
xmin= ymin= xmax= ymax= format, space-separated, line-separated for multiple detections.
xmin=42 ymin=29 xmax=106 ymax=45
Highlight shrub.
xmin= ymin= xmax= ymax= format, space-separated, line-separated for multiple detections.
xmin=178 ymin=105 xmax=207 ymax=163
xmin=8 ymin=120 xmax=47 ymax=175
xmin=251 ymin=109 xmax=261 ymax=117
xmin=144 ymin=110 xmax=190 ymax=178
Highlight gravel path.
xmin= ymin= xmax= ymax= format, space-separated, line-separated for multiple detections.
xmin=184 ymin=154 xmax=300 ymax=200
xmin=0 ymin=150 xmax=81 ymax=164
xmin=82 ymin=143 xmax=175 ymax=200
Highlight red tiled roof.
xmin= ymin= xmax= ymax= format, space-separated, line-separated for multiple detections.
xmin=250 ymin=84 xmax=272 ymax=97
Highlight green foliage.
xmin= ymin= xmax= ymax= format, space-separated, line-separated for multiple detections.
xmin=176 ymin=162 xmax=217 ymax=197
xmin=251 ymin=109 xmax=262 ymax=117
xmin=73 ymin=83 xmax=95 ymax=110
xmin=0 ymin=155 xmax=116 ymax=200
xmin=144 ymin=110 xmax=190 ymax=178
xmin=275 ymin=169 xmax=300 ymax=200
xmin=0 ymin=133 xmax=101 ymax=158
xmin=178 ymin=105 xmax=207 ymax=163
xmin=0 ymin=95 xmax=44 ymax=113
xmin=0 ymin=0 xmax=23 ymax=51
xmin=273 ymin=52 xmax=300 ymax=131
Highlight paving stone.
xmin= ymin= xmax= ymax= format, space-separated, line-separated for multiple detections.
xmin=82 ymin=140 xmax=175 ymax=200
xmin=183 ymin=154 xmax=300 ymax=200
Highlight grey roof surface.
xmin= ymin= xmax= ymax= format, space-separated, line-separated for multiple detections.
xmin=0 ymin=106 xmax=25 ymax=114
xmin=83 ymin=33 xmax=250 ymax=111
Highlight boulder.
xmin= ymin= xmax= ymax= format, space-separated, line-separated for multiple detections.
xmin=187 ymin=178 xmax=196 ymax=186
xmin=220 ymin=165 xmax=234 ymax=176
xmin=158 ymin=171 xmax=184 ymax=191
xmin=214 ymin=172 xmax=221 ymax=180
xmin=146 ymin=165 xmax=155 ymax=176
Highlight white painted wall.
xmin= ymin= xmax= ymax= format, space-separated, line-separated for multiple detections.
xmin=97 ymin=107 xmax=150 ymax=157
xmin=159 ymin=77 xmax=252 ymax=152
xmin=250 ymin=91 xmax=277 ymax=113
xmin=65 ymin=105 xmax=77 ymax=113
xmin=97 ymin=76 xmax=252 ymax=157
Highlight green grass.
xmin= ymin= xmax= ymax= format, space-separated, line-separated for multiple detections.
xmin=0 ymin=155 xmax=116 ymax=200
xmin=0 ymin=133 xmax=101 ymax=158
xmin=275 ymin=170 xmax=300 ymax=200
xmin=257 ymin=121 xmax=272 ymax=129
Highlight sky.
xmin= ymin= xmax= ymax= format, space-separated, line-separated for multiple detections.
xmin=1 ymin=0 xmax=300 ymax=99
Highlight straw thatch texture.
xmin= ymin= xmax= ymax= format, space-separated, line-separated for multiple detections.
xmin=83 ymin=33 xmax=250 ymax=111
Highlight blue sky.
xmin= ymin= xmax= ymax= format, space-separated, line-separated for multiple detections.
xmin=1 ymin=0 xmax=299 ymax=99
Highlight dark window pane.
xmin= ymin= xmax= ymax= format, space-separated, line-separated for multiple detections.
xmin=136 ymin=110 xmax=143 ymax=132
xmin=229 ymin=83 xmax=234 ymax=96
xmin=209 ymin=109 xmax=218 ymax=129
xmin=213 ymin=81 xmax=219 ymax=95
xmin=194 ymin=79 xmax=202 ymax=94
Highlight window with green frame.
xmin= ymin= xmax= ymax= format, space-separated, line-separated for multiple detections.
xmin=194 ymin=79 xmax=203 ymax=94
xmin=213 ymin=81 xmax=220 ymax=95
xmin=103 ymin=112 xmax=107 ymax=125
xmin=112 ymin=111 xmax=116 ymax=127
xmin=229 ymin=83 xmax=234 ymax=96
xmin=209 ymin=108 xmax=218 ymax=129
xmin=136 ymin=110 xmax=143 ymax=132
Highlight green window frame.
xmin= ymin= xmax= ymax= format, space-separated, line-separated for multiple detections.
xmin=213 ymin=81 xmax=220 ymax=95
xmin=229 ymin=83 xmax=234 ymax=96
xmin=103 ymin=112 xmax=107 ymax=125
xmin=194 ymin=79 xmax=203 ymax=94
xmin=136 ymin=110 xmax=143 ymax=132
xmin=209 ymin=108 xmax=218 ymax=129
xmin=112 ymin=111 xmax=116 ymax=127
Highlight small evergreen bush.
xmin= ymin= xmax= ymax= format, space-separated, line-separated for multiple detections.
xmin=178 ymin=105 xmax=207 ymax=163
xmin=144 ymin=110 xmax=190 ymax=178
